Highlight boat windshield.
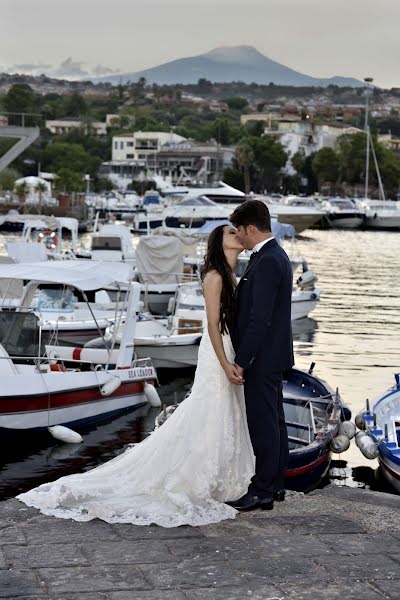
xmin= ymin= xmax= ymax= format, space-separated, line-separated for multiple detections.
xmin=92 ymin=236 xmax=123 ymax=251
xmin=33 ymin=287 xmax=78 ymax=312
xmin=0 ymin=311 xmax=40 ymax=358
xmin=329 ymin=199 xmax=354 ymax=209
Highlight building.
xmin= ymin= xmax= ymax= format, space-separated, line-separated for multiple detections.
xmin=101 ymin=136 xmax=235 ymax=189
xmin=45 ymin=118 xmax=107 ymax=136
xmin=111 ymin=131 xmax=187 ymax=162
xmin=263 ymin=120 xmax=363 ymax=175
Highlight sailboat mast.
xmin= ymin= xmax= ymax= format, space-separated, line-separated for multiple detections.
xmin=364 ymin=77 xmax=373 ymax=200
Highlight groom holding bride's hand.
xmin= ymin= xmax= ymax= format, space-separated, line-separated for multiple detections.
xmin=229 ymin=200 xmax=294 ymax=512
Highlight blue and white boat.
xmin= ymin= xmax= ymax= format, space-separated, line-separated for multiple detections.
xmin=283 ymin=366 xmax=351 ymax=492
xmin=357 ymin=374 xmax=400 ymax=493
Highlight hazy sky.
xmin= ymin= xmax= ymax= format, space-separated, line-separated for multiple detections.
xmin=1 ymin=0 xmax=399 ymax=87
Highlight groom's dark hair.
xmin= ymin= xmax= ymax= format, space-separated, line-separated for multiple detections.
xmin=230 ymin=200 xmax=271 ymax=232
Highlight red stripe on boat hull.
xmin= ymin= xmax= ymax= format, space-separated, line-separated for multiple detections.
xmin=286 ymin=452 xmax=329 ymax=477
xmin=379 ymin=458 xmax=400 ymax=481
xmin=0 ymin=380 xmax=155 ymax=414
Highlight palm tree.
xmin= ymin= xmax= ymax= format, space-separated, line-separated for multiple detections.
xmin=14 ymin=181 xmax=28 ymax=207
xmin=35 ymin=182 xmax=47 ymax=212
xmin=236 ymin=140 xmax=254 ymax=195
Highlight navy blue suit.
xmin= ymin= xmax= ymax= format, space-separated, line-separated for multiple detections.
xmin=232 ymin=238 xmax=294 ymax=499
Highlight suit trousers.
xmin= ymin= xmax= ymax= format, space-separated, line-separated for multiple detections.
xmin=244 ymin=368 xmax=289 ymax=499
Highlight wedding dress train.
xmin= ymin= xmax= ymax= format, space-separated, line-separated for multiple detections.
xmin=17 ymin=331 xmax=255 ymax=527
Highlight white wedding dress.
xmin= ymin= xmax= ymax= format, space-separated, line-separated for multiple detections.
xmin=17 ymin=331 xmax=255 ymax=527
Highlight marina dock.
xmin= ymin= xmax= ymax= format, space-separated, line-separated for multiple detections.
xmin=1 ymin=485 xmax=399 ymax=599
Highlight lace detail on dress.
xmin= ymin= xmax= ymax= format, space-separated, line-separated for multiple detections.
xmin=17 ymin=331 xmax=255 ymax=527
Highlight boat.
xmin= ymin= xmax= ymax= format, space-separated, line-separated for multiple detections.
xmin=157 ymin=364 xmax=350 ymax=492
xmin=256 ymin=196 xmax=325 ymax=233
xmin=163 ymin=196 xmax=232 ymax=228
xmin=357 ymin=199 xmax=400 ymax=230
xmin=283 ymin=366 xmax=351 ymax=491
xmin=355 ymin=374 xmax=400 ymax=492
xmin=0 ymin=265 xmax=158 ymax=431
xmin=78 ymin=222 xmax=137 ymax=265
xmin=320 ymin=197 xmax=364 ymax=229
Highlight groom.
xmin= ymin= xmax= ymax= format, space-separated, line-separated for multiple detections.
xmin=229 ymin=200 xmax=294 ymax=511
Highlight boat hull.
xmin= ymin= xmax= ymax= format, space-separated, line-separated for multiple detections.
xmin=364 ymin=216 xmax=400 ymax=230
xmin=0 ymin=366 xmax=156 ymax=430
xmin=135 ymin=343 xmax=199 ymax=369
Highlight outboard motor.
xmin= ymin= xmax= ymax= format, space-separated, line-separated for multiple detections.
xmin=297 ymin=270 xmax=318 ymax=291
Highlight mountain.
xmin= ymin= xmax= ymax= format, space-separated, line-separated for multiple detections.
xmin=95 ymin=45 xmax=363 ymax=87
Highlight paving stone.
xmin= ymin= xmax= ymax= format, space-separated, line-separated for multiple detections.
xmin=271 ymin=515 xmax=366 ymax=535
xmin=3 ymin=543 xmax=88 ymax=568
xmin=110 ymin=592 xmax=186 ymax=600
xmin=38 ymin=565 xmax=152 ymax=593
xmin=321 ymin=533 xmax=400 ymax=555
xmin=0 ymin=499 xmax=39 ymax=522
xmin=167 ymin=536 xmax=261 ymax=561
xmin=230 ymin=557 xmax=331 ymax=585
xmin=111 ymin=523 xmax=205 ymax=540
xmin=81 ymin=540 xmax=177 ymax=565
xmin=373 ymin=579 xmax=400 ymax=599
xmin=185 ymin=586 xmax=285 ymax=599
xmin=24 ymin=519 xmax=119 ymax=544
xmin=201 ymin=519 xmax=285 ymax=538
xmin=0 ymin=524 xmax=27 ymax=544
xmin=279 ymin=581 xmax=387 ymax=600
xmin=0 ymin=568 xmax=46 ymax=598
xmin=50 ymin=594 xmax=109 ymax=600
xmin=314 ymin=553 xmax=400 ymax=580
xmin=245 ymin=534 xmax=333 ymax=559
xmin=138 ymin=558 xmax=245 ymax=589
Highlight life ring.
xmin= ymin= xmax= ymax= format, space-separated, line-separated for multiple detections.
xmin=38 ymin=229 xmax=58 ymax=250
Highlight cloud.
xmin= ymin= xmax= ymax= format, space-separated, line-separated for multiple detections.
xmin=51 ymin=57 xmax=90 ymax=79
xmin=13 ymin=63 xmax=52 ymax=72
xmin=93 ymin=64 xmax=118 ymax=76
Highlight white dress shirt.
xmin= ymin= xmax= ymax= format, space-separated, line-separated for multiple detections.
xmin=251 ymin=236 xmax=275 ymax=254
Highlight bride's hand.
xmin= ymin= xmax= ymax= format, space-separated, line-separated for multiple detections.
xmin=223 ymin=363 xmax=244 ymax=385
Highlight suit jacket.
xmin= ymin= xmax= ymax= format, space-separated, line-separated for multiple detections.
xmin=232 ymin=238 xmax=294 ymax=373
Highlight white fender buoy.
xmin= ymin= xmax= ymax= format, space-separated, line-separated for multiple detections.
xmin=355 ymin=431 xmax=368 ymax=448
xmin=144 ymin=382 xmax=161 ymax=407
xmin=356 ymin=431 xmax=379 ymax=459
xmin=339 ymin=421 xmax=356 ymax=440
xmin=355 ymin=412 xmax=366 ymax=430
xmin=48 ymin=425 xmax=83 ymax=444
xmin=330 ymin=434 xmax=350 ymax=454
xmin=100 ymin=376 xmax=122 ymax=396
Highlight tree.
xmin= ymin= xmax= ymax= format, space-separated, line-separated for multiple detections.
xmin=235 ymin=140 xmax=254 ymax=194
xmin=35 ymin=181 xmax=47 ymax=211
xmin=251 ymin=136 xmax=287 ymax=192
xmin=0 ymin=168 xmax=19 ymax=191
xmin=43 ymin=142 xmax=99 ymax=175
xmin=223 ymin=97 xmax=248 ymax=111
xmin=56 ymin=168 xmax=84 ymax=192
xmin=209 ymin=119 xmax=232 ymax=145
xmin=3 ymin=84 xmax=35 ymax=115
xmin=65 ymin=93 xmax=88 ymax=117
xmin=311 ymin=147 xmax=339 ymax=189
xmin=14 ymin=181 xmax=28 ymax=204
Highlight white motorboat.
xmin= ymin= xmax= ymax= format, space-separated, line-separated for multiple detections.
xmin=78 ymin=222 xmax=137 ymax=265
xmin=163 ymin=196 xmax=232 ymax=228
xmin=357 ymin=199 xmax=400 ymax=230
xmin=261 ymin=197 xmax=325 ymax=233
xmin=320 ymin=197 xmax=364 ymax=229
xmin=0 ymin=261 xmax=133 ymax=347
xmin=2 ymin=214 xmax=79 ymax=262
xmin=0 ymin=269 xmax=158 ymax=431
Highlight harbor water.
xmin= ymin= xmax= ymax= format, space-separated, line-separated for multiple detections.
xmin=0 ymin=229 xmax=399 ymax=499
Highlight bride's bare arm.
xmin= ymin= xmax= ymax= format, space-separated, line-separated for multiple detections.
xmin=203 ymin=271 xmax=243 ymax=385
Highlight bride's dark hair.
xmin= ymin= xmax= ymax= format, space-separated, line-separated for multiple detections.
xmin=200 ymin=224 xmax=235 ymax=334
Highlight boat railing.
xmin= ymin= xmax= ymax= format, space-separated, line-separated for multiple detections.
xmin=0 ymin=352 xmax=154 ymax=371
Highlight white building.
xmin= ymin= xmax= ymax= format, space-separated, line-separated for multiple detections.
xmin=45 ymin=119 xmax=107 ymax=136
xmin=264 ymin=120 xmax=363 ymax=175
xmin=112 ymin=131 xmax=187 ymax=162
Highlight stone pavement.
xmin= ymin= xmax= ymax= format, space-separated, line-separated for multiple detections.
xmin=1 ymin=485 xmax=400 ymax=599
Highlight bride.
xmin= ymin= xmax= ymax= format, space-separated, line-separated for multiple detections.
xmin=17 ymin=224 xmax=255 ymax=528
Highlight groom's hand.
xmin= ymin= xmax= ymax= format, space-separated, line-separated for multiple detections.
xmin=224 ymin=363 xmax=244 ymax=385
xmin=235 ymin=364 xmax=244 ymax=379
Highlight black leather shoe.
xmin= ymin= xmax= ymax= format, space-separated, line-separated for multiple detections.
xmin=226 ymin=492 xmax=260 ymax=512
xmin=273 ymin=490 xmax=286 ymax=502
xmin=259 ymin=498 xmax=274 ymax=511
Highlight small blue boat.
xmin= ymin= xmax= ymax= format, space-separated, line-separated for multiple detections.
xmin=283 ymin=365 xmax=351 ymax=492
xmin=357 ymin=374 xmax=400 ymax=493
